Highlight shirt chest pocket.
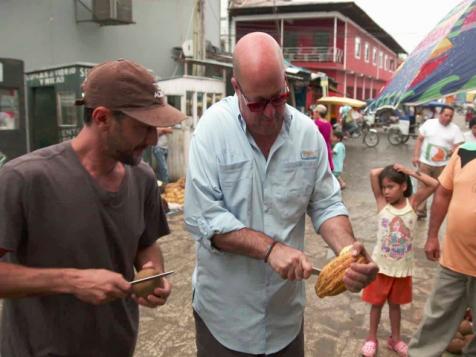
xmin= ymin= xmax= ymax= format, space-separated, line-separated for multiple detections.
xmin=218 ymin=160 xmax=253 ymax=211
xmin=273 ymin=159 xmax=318 ymax=219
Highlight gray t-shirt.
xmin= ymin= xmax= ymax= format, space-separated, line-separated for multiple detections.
xmin=0 ymin=141 xmax=169 ymax=357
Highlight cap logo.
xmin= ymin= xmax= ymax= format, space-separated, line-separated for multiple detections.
xmin=154 ymin=83 xmax=164 ymax=100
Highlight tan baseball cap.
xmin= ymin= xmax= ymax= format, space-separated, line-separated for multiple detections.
xmin=313 ymin=104 xmax=327 ymax=115
xmin=76 ymin=59 xmax=185 ymax=127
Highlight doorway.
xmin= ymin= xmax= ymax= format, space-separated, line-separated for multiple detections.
xmin=31 ymin=86 xmax=58 ymax=150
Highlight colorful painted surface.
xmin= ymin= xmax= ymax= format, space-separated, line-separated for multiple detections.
xmin=369 ymin=0 xmax=476 ymax=110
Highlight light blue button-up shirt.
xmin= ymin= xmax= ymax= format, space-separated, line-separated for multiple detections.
xmin=184 ymin=95 xmax=348 ymax=354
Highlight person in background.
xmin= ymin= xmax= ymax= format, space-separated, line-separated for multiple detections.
xmin=312 ymin=104 xmax=334 ymax=171
xmin=463 ymin=118 xmax=476 ymax=143
xmin=184 ymin=32 xmax=378 ymax=357
xmin=154 ymin=126 xmax=173 ymax=184
xmin=411 ymin=105 xmax=464 ymax=219
xmin=465 ymin=107 xmax=473 ymax=128
xmin=0 ymin=59 xmax=184 ymax=357
xmin=339 ymin=105 xmax=359 ymax=137
xmin=361 ymin=164 xmax=438 ymax=357
xmin=409 ymin=144 xmax=476 ymax=356
xmin=332 ymin=131 xmax=346 ymax=189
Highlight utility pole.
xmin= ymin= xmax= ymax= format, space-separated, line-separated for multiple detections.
xmin=192 ymin=0 xmax=205 ymax=76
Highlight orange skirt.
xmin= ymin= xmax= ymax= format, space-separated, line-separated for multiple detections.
xmin=362 ymin=273 xmax=412 ymax=305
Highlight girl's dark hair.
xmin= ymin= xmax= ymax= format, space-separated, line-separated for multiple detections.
xmin=469 ymin=118 xmax=476 ymax=128
xmin=378 ymin=165 xmax=413 ymax=197
xmin=333 ymin=131 xmax=344 ymax=141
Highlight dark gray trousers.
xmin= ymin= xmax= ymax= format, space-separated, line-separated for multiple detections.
xmin=194 ymin=310 xmax=304 ymax=357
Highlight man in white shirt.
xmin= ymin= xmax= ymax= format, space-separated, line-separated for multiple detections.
xmin=412 ymin=105 xmax=464 ymax=218
xmin=464 ymin=118 xmax=476 ymax=143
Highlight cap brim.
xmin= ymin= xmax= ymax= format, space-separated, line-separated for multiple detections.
xmin=121 ymin=104 xmax=186 ymax=127
xmin=75 ymin=98 xmax=86 ymax=106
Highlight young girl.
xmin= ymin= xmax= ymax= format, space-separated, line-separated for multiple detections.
xmin=360 ymin=164 xmax=439 ymax=357
xmin=331 ymin=131 xmax=346 ymax=189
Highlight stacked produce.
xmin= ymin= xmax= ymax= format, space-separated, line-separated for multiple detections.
xmin=446 ymin=309 xmax=474 ymax=354
xmin=161 ymin=177 xmax=185 ymax=206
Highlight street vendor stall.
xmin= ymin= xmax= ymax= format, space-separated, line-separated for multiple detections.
xmin=317 ymin=96 xmax=366 ymax=122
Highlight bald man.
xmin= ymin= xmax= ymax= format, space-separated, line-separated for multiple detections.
xmin=184 ymin=32 xmax=378 ymax=356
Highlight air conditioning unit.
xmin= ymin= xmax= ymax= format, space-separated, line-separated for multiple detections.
xmin=93 ymin=0 xmax=133 ymax=25
xmin=182 ymin=40 xmax=194 ymax=58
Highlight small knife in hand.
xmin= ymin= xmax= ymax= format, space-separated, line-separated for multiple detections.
xmin=130 ymin=271 xmax=175 ymax=285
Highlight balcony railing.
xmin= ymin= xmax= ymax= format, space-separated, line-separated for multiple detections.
xmin=283 ymin=47 xmax=344 ymax=64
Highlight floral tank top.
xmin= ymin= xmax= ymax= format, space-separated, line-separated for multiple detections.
xmin=371 ymin=199 xmax=417 ymax=277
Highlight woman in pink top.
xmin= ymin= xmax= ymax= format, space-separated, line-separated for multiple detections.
xmin=312 ymin=104 xmax=334 ymax=171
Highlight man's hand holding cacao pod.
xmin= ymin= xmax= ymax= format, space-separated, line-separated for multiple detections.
xmin=316 ymin=242 xmax=378 ymax=298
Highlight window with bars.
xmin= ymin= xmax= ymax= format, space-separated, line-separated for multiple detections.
xmin=57 ymin=92 xmax=78 ymax=127
xmin=355 ymin=37 xmax=361 ymax=59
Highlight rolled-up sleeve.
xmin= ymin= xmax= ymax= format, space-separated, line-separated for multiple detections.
xmin=307 ymin=136 xmax=348 ymax=232
xmin=184 ymin=129 xmax=245 ymax=252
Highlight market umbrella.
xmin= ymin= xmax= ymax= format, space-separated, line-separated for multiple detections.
xmin=368 ymin=0 xmax=476 ymax=111
xmin=317 ymin=96 xmax=367 ymax=108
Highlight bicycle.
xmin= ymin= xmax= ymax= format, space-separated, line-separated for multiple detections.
xmin=360 ymin=118 xmax=379 ymax=147
xmin=387 ymin=121 xmax=420 ymax=145
xmin=348 ymin=115 xmax=380 ymax=147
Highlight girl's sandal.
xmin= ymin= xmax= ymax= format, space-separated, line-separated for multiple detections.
xmin=361 ymin=340 xmax=378 ymax=357
xmin=387 ymin=336 xmax=408 ymax=357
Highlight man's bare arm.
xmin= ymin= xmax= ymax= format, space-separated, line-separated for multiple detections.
xmin=318 ymin=215 xmax=356 ymax=254
xmin=425 ymin=185 xmax=452 ymax=261
xmin=212 ymin=228 xmax=312 ymax=280
xmin=0 ymin=262 xmax=130 ymax=303
xmin=412 ymin=135 xmax=424 ymax=166
xmin=212 ymin=228 xmax=272 ymax=259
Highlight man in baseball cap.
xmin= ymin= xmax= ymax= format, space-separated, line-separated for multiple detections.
xmin=76 ymin=59 xmax=185 ymax=127
xmin=0 ymin=59 xmax=179 ymax=356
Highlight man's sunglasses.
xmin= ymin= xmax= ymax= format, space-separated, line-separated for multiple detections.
xmin=236 ymin=80 xmax=290 ymax=113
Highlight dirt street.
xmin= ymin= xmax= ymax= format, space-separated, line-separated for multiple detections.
xmin=0 ymin=116 xmax=467 ymax=357
xmin=135 ymin=117 xmax=464 ymax=357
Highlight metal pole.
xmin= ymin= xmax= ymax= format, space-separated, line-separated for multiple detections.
xmin=192 ymin=0 xmax=205 ymax=76
xmin=333 ymin=17 xmax=337 ymax=63
xmin=344 ymin=72 xmax=347 ymax=97
xmin=280 ymin=18 xmax=284 ymax=47
xmin=344 ymin=21 xmax=347 ymax=70
xmin=362 ymin=76 xmax=366 ymax=100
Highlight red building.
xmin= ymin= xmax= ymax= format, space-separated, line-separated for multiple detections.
xmin=229 ymin=1 xmax=406 ymax=108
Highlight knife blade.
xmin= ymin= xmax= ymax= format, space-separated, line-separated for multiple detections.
xmin=311 ymin=267 xmax=321 ymax=276
xmin=130 ymin=271 xmax=174 ymax=285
